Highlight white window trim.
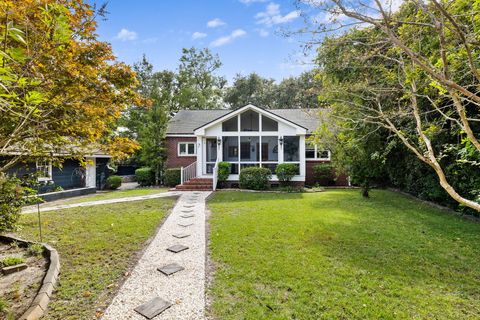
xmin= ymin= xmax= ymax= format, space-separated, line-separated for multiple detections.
xmin=178 ymin=142 xmax=196 ymax=157
xmin=36 ymin=160 xmax=53 ymax=182
xmin=306 ymin=145 xmax=331 ymax=161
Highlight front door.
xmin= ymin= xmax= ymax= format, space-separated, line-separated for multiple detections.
xmin=204 ymin=138 xmax=217 ymax=175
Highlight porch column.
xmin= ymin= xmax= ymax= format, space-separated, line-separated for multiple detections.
xmin=196 ymin=136 xmax=202 ymax=176
xmin=299 ymin=135 xmax=306 ymax=177
xmin=217 ymin=136 xmax=223 ymax=162
xmin=85 ymin=157 xmax=96 ymax=188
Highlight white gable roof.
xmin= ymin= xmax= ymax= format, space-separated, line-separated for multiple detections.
xmin=193 ymin=104 xmax=307 ymax=136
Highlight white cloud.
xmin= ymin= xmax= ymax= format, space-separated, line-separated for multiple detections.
xmin=255 ymin=2 xmax=300 ymax=26
xmin=207 ymin=18 xmax=227 ymax=28
xmin=210 ymin=29 xmax=246 ymax=47
xmin=192 ymin=32 xmax=207 ymax=40
xmin=115 ymin=28 xmax=137 ymax=41
xmin=257 ymin=29 xmax=269 ymax=37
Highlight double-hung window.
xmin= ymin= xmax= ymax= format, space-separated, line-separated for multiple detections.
xmin=36 ymin=160 xmax=52 ymax=182
xmin=178 ymin=142 xmax=196 ymax=156
xmin=305 ymin=142 xmax=330 ymax=160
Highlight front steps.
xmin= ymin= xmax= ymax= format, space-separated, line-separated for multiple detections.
xmin=175 ymin=178 xmax=213 ymax=191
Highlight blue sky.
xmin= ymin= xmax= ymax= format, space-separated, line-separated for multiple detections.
xmin=92 ymin=0 xmax=314 ymax=82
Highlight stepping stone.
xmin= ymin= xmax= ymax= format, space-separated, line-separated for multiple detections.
xmin=181 ymin=209 xmax=193 ymax=213
xmin=157 ymin=263 xmax=184 ymax=276
xmin=181 ymin=214 xmax=195 ymax=218
xmin=172 ymin=233 xmax=190 ymax=239
xmin=166 ymin=244 xmax=189 ymax=253
xmin=178 ymin=223 xmax=193 ymax=227
xmin=134 ymin=297 xmax=172 ymax=319
xmin=184 ymin=204 xmax=195 ymax=208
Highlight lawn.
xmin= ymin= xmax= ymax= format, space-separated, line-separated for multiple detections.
xmin=208 ymin=190 xmax=480 ymax=320
xmin=16 ymin=196 xmax=177 ymax=320
xmin=58 ymin=187 xmax=169 ymax=205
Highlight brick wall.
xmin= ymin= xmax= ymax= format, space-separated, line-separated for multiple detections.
xmin=306 ymin=160 xmax=349 ymax=186
xmin=165 ymin=136 xmax=197 ymax=169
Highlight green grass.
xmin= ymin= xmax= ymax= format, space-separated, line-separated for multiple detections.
xmin=59 ymin=187 xmax=169 ymax=205
xmin=208 ymin=190 xmax=480 ymax=320
xmin=16 ymin=197 xmax=176 ymax=320
xmin=0 ymin=256 xmax=25 ymax=267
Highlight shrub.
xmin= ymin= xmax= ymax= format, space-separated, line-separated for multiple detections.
xmin=106 ymin=175 xmax=122 ymax=190
xmin=165 ymin=168 xmax=181 ymax=187
xmin=217 ymin=162 xmax=230 ymax=188
xmin=0 ymin=256 xmax=25 ymax=267
xmin=0 ymin=174 xmax=37 ymax=232
xmin=276 ymin=163 xmax=298 ymax=186
xmin=313 ymin=163 xmax=335 ymax=186
xmin=135 ymin=167 xmax=154 ymax=186
xmin=27 ymin=243 xmax=44 ymax=257
xmin=239 ymin=167 xmax=271 ymax=190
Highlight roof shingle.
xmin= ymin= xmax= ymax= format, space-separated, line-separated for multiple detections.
xmin=166 ymin=108 xmax=320 ymax=134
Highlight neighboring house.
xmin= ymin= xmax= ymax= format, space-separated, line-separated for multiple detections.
xmin=166 ymin=104 xmax=348 ymax=189
xmin=1 ymin=149 xmax=111 ymax=192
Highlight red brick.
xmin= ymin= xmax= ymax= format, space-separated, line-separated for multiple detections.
xmin=165 ymin=137 xmax=197 ymax=169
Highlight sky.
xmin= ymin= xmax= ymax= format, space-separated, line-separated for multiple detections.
xmin=91 ymin=0 xmax=314 ymax=82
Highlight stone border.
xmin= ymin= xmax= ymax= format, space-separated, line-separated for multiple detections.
xmin=0 ymin=235 xmax=60 ymax=320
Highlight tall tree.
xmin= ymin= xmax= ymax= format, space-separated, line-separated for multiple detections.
xmin=120 ymin=56 xmax=174 ymax=184
xmin=224 ymin=73 xmax=276 ymax=108
xmin=175 ymin=47 xmax=226 ymax=110
xmin=304 ymin=0 xmax=480 ymax=211
xmin=0 ymin=0 xmax=141 ymax=171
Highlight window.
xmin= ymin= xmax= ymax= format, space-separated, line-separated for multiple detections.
xmin=262 ymin=116 xmax=278 ymax=131
xmin=283 ymin=136 xmax=300 ymax=162
xmin=240 ymin=110 xmax=259 ymax=131
xmin=305 ymin=143 xmax=331 ymax=160
xmin=240 ymin=136 xmax=259 ymax=161
xmin=317 ymin=150 xmax=331 ymax=160
xmin=222 ymin=116 xmax=238 ymax=132
xmin=178 ymin=142 xmax=196 ymax=156
xmin=305 ymin=143 xmax=316 ymax=159
xmin=36 ymin=160 xmax=52 ymax=181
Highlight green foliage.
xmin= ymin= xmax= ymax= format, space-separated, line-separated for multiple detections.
xmin=313 ymin=163 xmax=336 ymax=186
xmin=225 ymin=70 xmax=323 ymax=109
xmin=217 ymin=162 xmax=231 ymax=183
xmin=106 ymin=176 xmax=122 ymax=190
xmin=0 ymin=297 xmax=8 ymax=313
xmin=164 ymin=168 xmax=181 ymax=187
xmin=175 ymin=47 xmax=226 ymax=110
xmin=276 ymin=163 xmax=298 ymax=186
xmin=239 ymin=167 xmax=271 ymax=190
xmin=27 ymin=243 xmax=44 ymax=257
xmin=135 ymin=167 xmax=155 ymax=187
xmin=1 ymin=1 xmax=141 ymax=171
xmin=0 ymin=174 xmax=37 ymax=232
xmin=0 ymin=256 xmax=25 ymax=267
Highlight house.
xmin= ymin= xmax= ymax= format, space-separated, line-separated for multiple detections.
xmin=1 ymin=148 xmax=112 ymax=193
xmin=166 ymin=104 xmax=348 ymax=190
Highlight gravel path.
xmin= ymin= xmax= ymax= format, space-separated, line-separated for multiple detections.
xmin=21 ymin=191 xmax=181 ymax=214
xmin=101 ymin=191 xmax=211 ymax=320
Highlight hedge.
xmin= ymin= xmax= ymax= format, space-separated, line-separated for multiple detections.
xmin=106 ymin=175 xmax=122 ymax=190
xmin=239 ymin=167 xmax=271 ymax=190
xmin=135 ymin=167 xmax=154 ymax=186
xmin=165 ymin=168 xmax=181 ymax=187
xmin=276 ymin=163 xmax=298 ymax=186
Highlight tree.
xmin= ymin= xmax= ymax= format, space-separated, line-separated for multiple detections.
xmin=120 ymin=56 xmax=174 ymax=184
xmin=175 ymin=47 xmax=226 ymax=110
xmin=303 ymin=0 xmax=480 ymax=212
xmin=225 ymin=71 xmax=322 ymax=109
xmin=224 ymin=73 xmax=276 ymax=108
xmin=0 ymin=0 xmax=141 ymax=172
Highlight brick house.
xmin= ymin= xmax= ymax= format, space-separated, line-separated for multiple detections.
xmin=166 ymin=104 xmax=348 ymax=189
